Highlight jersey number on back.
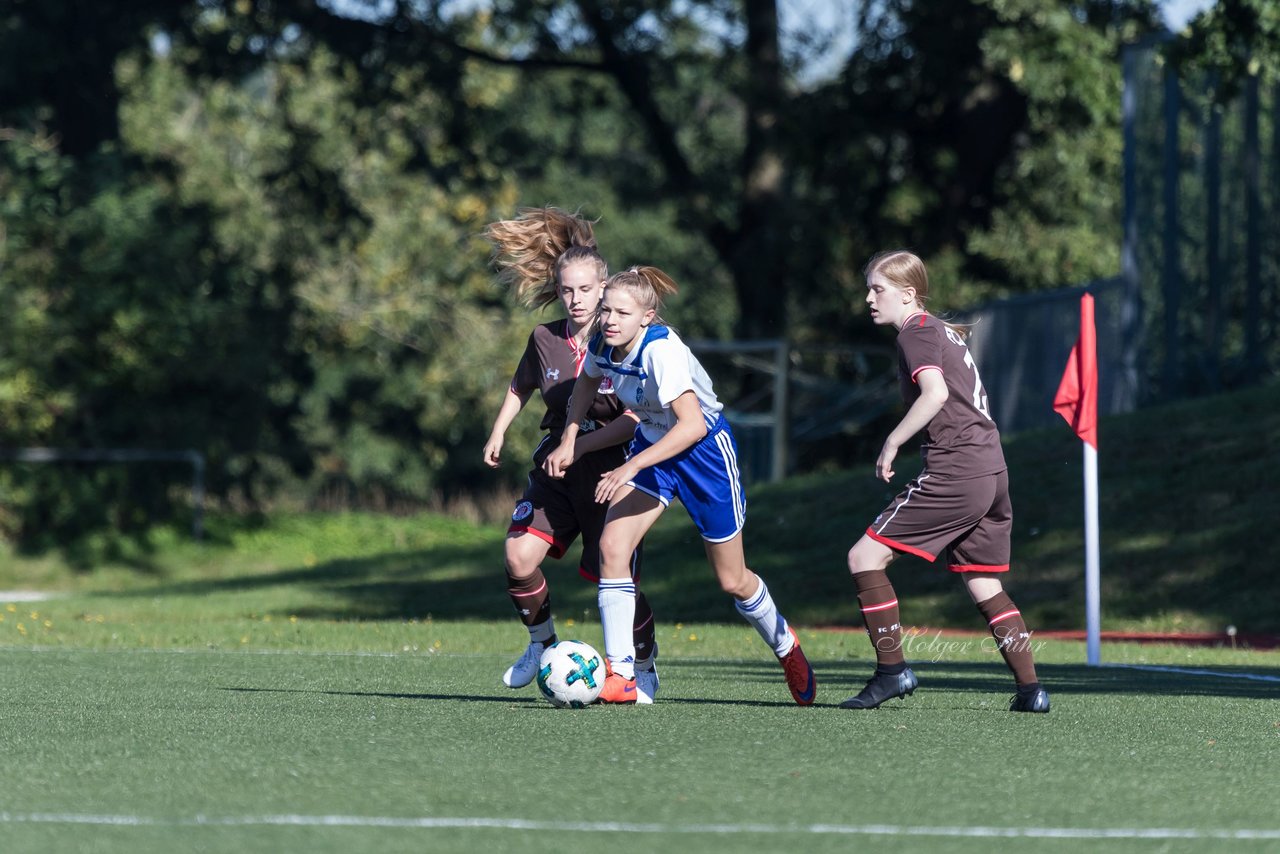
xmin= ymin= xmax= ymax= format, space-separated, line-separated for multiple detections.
xmin=947 ymin=328 xmax=992 ymax=420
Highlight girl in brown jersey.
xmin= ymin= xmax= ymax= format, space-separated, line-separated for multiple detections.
xmin=841 ymin=250 xmax=1050 ymax=713
xmin=482 ymin=208 xmax=660 ymax=703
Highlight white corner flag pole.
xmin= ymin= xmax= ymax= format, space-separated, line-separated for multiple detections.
xmin=1055 ymin=291 xmax=1100 ymax=665
xmin=1084 ymin=441 xmax=1101 ymax=666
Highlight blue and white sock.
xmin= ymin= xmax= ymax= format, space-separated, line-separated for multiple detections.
xmin=734 ymin=576 xmax=794 ymax=657
xmin=598 ymin=578 xmax=637 ymax=679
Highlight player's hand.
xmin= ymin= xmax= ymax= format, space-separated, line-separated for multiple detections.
xmin=482 ymin=436 xmax=503 ymax=469
xmin=543 ymin=441 xmax=575 ymax=479
xmin=876 ymin=441 xmax=899 ymax=483
xmin=595 ymin=461 xmax=639 ymax=504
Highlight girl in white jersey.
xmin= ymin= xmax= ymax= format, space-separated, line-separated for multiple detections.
xmin=545 ymin=266 xmax=815 ymax=705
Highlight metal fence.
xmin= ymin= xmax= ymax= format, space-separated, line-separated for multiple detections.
xmin=963 ymin=277 xmax=1138 ymax=436
xmin=964 ymin=41 xmax=1279 ymax=434
xmin=1123 ymin=38 xmax=1280 ymax=399
xmin=716 ymin=40 xmax=1279 ymax=484
xmin=701 ymin=276 xmax=1139 ymax=486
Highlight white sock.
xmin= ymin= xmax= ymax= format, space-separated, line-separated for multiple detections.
xmin=597 ymin=578 xmax=637 ymax=679
xmin=734 ymin=576 xmax=794 ymax=657
xmin=527 ymin=619 xmax=555 ymax=646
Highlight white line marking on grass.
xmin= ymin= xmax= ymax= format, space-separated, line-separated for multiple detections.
xmin=1 ymin=813 xmax=1279 ymax=840
xmin=0 ymin=645 xmax=431 ymax=659
xmin=1105 ymin=663 xmax=1280 ymax=684
xmin=0 ymin=591 xmax=55 ymax=602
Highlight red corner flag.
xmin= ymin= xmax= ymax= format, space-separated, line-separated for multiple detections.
xmin=1054 ymin=293 xmax=1098 ymax=448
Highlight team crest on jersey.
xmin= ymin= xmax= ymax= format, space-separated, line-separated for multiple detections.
xmin=546 ymin=368 xmax=561 ymax=381
xmin=512 ymin=500 xmax=534 ymax=522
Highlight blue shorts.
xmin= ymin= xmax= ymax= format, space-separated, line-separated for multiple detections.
xmin=627 ymin=417 xmax=746 ymax=543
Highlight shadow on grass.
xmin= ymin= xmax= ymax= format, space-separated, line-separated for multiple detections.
xmin=221 ymin=686 xmax=542 ymax=704
xmin=218 ymin=684 xmax=805 ymax=709
xmin=96 ymin=543 xmax=519 ymax=621
xmin=81 ymin=469 xmax=1280 ymax=635
xmin=811 ymin=659 xmax=1280 ymax=701
xmin=671 ymin=658 xmax=1280 ymax=702
xmin=219 ymin=658 xmax=1280 ymax=709
xmin=91 ymin=536 xmax=810 ymax=625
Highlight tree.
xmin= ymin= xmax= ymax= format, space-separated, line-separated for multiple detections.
xmin=2 ymin=0 xmax=1183 ymax=545
xmin=1170 ymin=0 xmax=1280 ymax=95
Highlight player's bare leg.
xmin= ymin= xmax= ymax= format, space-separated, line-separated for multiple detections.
xmin=596 ymin=487 xmax=664 ymax=703
xmin=705 ymin=535 xmax=815 ymax=705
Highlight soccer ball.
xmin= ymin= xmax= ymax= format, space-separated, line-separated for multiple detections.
xmin=536 ymin=640 xmax=606 ymax=708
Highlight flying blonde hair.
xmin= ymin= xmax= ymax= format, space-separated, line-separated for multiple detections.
xmin=483 ymin=207 xmax=608 ymax=310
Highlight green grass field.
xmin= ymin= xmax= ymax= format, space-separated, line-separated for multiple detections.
xmin=2 ymin=632 xmax=1278 ymax=853
xmin=2 ymin=384 xmax=1279 ymax=852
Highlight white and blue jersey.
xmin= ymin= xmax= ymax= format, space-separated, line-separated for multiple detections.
xmin=583 ymin=326 xmax=723 ymax=444
xmin=584 ymin=326 xmax=744 ymax=543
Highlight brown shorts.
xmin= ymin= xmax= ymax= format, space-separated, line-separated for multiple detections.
xmin=865 ymin=469 xmax=1010 ymax=572
xmin=508 ymin=444 xmax=643 ymax=582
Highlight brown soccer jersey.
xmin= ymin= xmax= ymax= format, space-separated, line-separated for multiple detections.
xmin=895 ymin=313 xmax=1005 ymax=478
xmin=510 ymin=320 xmax=627 ymax=466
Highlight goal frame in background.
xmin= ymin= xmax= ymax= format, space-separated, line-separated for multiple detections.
xmin=0 ymin=448 xmax=206 ymax=540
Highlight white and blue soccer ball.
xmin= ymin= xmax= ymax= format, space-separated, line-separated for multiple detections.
xmin=536 ymin=640 xmax=605 ymax=708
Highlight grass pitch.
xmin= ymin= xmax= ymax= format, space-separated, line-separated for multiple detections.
xmin=2 ymin=626 xmax=1278 ymax=854
xmin=2 ymin=383 xmax=1278 ymax=851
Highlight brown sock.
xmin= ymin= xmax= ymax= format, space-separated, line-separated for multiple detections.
xmin=853 ymin=569 xmax=905 ymax=669
xmin=976 ymin=590 xmax=1039 ymax=686
xmin=633 ymin=592 xmax=657 ymax=664
xmin=507 ymin=567 xmax=554 ymax=641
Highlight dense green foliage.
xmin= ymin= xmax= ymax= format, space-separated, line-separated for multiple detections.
xmin=1 ymin=0 xmax=1272 ymax=549
xmin=4 ymin=381 xmax=1278 ymax=635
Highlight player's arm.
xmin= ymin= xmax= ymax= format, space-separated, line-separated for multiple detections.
xmin=594 ymin=391 xmax=705 ymax=504
xmin=543 ymin=372 xmax=603 ymax=478
xmin=877 ymin=367 xmax=947 ymax=482
xmin=483 ymin=386 xmax=533 ymax=468
xmin=572 ymin=411 xmax=640 ymax=460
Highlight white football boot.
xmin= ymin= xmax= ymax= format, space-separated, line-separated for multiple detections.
xmin=502 ymin=641 xmax=549 ymax=688
xmin=635 ymin=647 xmax=659 ymax=704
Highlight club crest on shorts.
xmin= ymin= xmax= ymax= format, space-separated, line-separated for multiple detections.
xmin=512 ymin=500 xmax=534 ymax=522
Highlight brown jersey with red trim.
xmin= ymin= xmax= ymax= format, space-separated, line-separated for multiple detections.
xmin=896 ymin=313 xmax=1005 ymax=478
xmin=510 ymin=320 xmax=626 ymax=465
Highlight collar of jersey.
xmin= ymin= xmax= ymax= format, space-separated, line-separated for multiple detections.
xmin=589 ymin=325 xmax=669 ymax=377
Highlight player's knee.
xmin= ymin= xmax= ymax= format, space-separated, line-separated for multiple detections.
xmin=503 ymin=540 xmax=538 ymax=576
xmin=710 ymin=565 xmax=754 ymax=599
xmin=847 ymin=542 xmax=887 ymax=576
xmin=597 ymin=532 xmax=633 ymax=572
xmin=716 ymin=574 xmax=741 ymax=597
